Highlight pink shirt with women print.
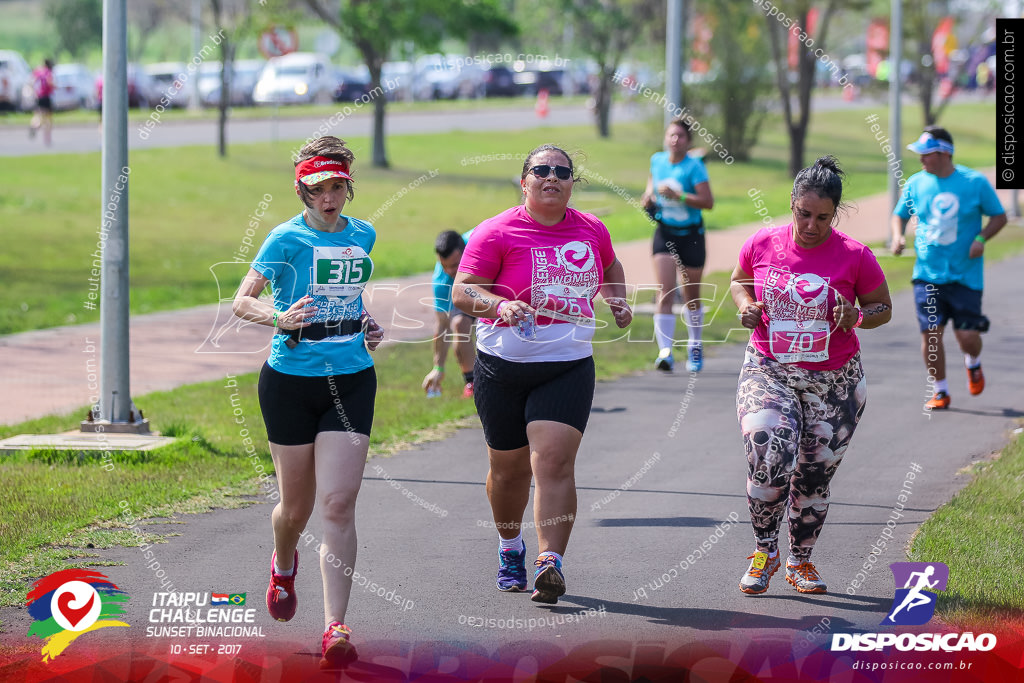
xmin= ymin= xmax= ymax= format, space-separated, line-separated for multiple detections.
xmin=739 ymin=224 xmax=885 ymax=370
xmin=459 ymin=205 xmax=616 ymax=363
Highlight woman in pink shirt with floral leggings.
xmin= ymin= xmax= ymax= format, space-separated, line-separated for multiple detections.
xmin=729 ymin=156 xmax=893 ymax=595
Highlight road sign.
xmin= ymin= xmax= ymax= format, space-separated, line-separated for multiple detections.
xmin=258 ymin=26 xmax=299 ymax=59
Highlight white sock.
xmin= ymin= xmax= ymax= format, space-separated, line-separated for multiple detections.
xmin=684 ymin=306 xmax=703 ymax=346
xmin=499 ymin=533 xmax=523 ymax=551
xmin=654 ymin=314 xmax=676 ymax=353
xmin=274 ymin=557 xmax=295 ymax=576
xmin=538 ymin=551 xmax=563 ymax=566
xmin=965 ymin=354 xmax=981 ymax=369
xmin=934 ymin=378 xmax=949 ymax=394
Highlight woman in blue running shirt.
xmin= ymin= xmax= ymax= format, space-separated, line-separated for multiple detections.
xmin=642 ymin=118 xmax=714 ymax=373
xmin=232 ymin=136 xmax=384 ymax=670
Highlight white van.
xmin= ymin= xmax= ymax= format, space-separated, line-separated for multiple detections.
xmin=253 ymin=53 xmax=335 ymax=105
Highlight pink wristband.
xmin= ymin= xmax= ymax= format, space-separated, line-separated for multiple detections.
xmin=496 ymin=301 xmax=509 ymax=318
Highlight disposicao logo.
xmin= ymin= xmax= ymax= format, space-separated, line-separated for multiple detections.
xmin=26 ymin=569 xmax=130 ymax=662
xmin=884 ymin=562 xmax=947 ymax=626
xmin=831 ymin=562 xmax=997 ymax=653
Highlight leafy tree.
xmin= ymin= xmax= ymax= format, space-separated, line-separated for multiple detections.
xmin=564 ymin=0 xmax=661 ymax=138
xmin=46 ymin=0 xmax=102 ymax=59
xmin=762 ymin=0 xmax=868 ymax=176
xmin=304 ymin=0 xmax=518 ymax=167
xmin=688 ymin=0 xmax=773 ymax=161
xmin=903 ymin=0 xmax=1000 ymax=126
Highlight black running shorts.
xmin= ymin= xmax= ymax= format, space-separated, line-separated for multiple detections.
xmin=258 ymin=363 xmax=376 ymax=446
xmin=472 ymin=352 xmax=595 ymax=451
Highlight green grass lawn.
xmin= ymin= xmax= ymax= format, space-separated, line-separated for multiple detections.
xmin=909 ymin=432 xmax=1024 ymax=626
xmin=0 ymin=100 xmax=998 ymax=335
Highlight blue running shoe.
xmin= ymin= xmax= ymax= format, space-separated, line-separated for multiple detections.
xmin=531 ymin=553 xmax=565 ymax=604
xmin=496 ymin=541 xmax=527 ymax=592
xmin=655 ymin=348 xmax=674 ymax=372
xmin=686 ymin=343 xmax=703 ymax=372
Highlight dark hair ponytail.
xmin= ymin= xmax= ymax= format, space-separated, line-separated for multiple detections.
xmin=792 ymin=155 xmax=846 ymax=213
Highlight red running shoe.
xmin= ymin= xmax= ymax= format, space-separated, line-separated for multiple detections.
xmin=967 ymin=364 xmax=985 ymax=396
xmin=462 ymin=382 xmax=474 ymax=399
xmin=266 ymin=550 xmax=298 ymax=622
xmin=321 ymin=622 xmax=357 ymax=669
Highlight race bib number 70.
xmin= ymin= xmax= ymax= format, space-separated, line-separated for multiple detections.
xmin=768 ymin=319 xmax=830 ymax=364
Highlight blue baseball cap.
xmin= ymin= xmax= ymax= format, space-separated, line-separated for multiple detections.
xmin=907 ymin=132 xmax=954 ymax=155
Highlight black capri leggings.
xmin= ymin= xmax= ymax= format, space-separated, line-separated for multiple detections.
xmin=258 ymin=363 xmax=376 ymax=446
xmin=473 ymin=352 xmax=595 ymax=451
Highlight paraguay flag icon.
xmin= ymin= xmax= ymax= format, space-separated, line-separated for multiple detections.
xmin=883 ymin=562 xmax=949 ymax=626
xmin=26 ymin=568 xmax=130 ymax=662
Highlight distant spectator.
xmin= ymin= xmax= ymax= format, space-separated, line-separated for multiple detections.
xmin=29 ymin=58 xmax=55 ymax=146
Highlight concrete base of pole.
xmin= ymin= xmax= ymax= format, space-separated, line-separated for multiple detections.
xmin=80 ymin=418 xmax=152 ymax=434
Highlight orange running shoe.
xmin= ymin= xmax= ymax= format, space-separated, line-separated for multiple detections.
xmin=786 ymin=560 xmax=828 ymax=593
xmin=739 ymin=551 xmax=781 ymax=594
xmin=967 ymin=364 xmax=985 ymax=395
xmin=925 ymin=391 xmax=951 ymax=410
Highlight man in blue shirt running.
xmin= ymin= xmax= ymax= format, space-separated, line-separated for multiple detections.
xmin=891 ymin=127 xmax=1007 ymax=410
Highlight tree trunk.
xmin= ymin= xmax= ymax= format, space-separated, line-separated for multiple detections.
xmin=595 ymin=67 xmax=612 ymax=138
xmin=217 ymin=40 xmax=234 ymax=158
xmin=367 ymin=62 xmax=388 ymax=168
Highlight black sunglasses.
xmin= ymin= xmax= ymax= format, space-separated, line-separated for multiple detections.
xmin=529 ymin=164 xmax=573 ymax=180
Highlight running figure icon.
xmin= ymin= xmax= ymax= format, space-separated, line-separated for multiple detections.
xmin=887 ymin=565 xmax=940 ymax=623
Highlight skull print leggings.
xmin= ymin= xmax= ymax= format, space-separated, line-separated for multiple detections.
xmin=736 ymin=344 xmax=867 ymax=561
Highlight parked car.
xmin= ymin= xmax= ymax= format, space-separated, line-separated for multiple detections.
xmin=0 ymin=49 xmax=32 ymax=111
xmin=381 ymin=61 xmax=414 ymax=101
xmin=253 ymin=53 xmax=336 ymax=105
xmin=481 ymin=64 xmax=519 ymax=97
xmin=413 ymin=55 xmax=485 ymax=100
xmin=333 ymin=65 xmax=371 ymax=103
xmin=51 ymin=63 xmax=97 ymax=111
xmin=145 ymin=62 xmax=191 ymax=108
xmin=198 ymin=59 xmax=264 ymax=107
xmin=126 ymin=64 xmax=159 ymax=108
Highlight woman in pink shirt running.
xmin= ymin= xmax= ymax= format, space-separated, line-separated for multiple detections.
xmin=729 ymin=156 xmax=893 ymax=596
xmin=453 ymin=144 xmax=632 ymax=605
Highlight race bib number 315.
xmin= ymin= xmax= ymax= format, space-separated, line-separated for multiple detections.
xmin=311 ymin=246 xmax=372 ymax=300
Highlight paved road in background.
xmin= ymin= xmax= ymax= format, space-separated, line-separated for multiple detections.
xmin=0 ymin=102 xmax=638 ymax=156
xmin=0 ymin=92 xmax=927 ymax=157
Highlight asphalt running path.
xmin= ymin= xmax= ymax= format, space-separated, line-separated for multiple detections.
xmin=1 ymin=251 xmax=1021 ymax=679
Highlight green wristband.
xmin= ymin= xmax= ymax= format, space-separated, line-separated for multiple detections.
xmin=272 ymin=311 xmax=279 ymax=327
xmin=433 ymin=365 xmax=444 ymax=372
xmin=974 ymin=235 xmax=986 ymax=244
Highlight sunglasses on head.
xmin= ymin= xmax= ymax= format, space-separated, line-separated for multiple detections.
xmin=529 ymin=164 xmax=573 ymax=180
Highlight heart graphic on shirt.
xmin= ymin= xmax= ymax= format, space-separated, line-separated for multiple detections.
xmin=785 ymin=273 xmax=828 ymax=307
xmin=557 ymin=241 xmax=595 ymax=273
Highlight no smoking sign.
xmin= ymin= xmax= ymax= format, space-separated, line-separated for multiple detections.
xmin=258 ymin=26 xmax=298 ymax=59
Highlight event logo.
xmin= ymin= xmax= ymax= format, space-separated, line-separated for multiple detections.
xmin=26 ymin=569 xmax=130 ymax=662
xmin=784 ymin=273 xmax=829 ymax=307
xmin=556 ymin=241 xmax=595 ymax=273
xmin=883 ymin=562 xmax=948 ymax=626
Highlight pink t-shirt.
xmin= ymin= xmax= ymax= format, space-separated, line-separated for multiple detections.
xmin=459 ymin=205 xmax=616 ymax=362
xmin=739 ymin=224 xmax=885 ymax=370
